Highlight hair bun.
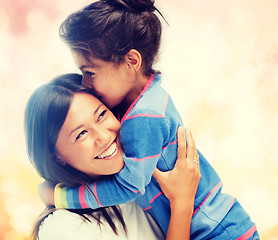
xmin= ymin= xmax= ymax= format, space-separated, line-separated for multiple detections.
xmin=105 ymin=0 xmax=156 ymax=13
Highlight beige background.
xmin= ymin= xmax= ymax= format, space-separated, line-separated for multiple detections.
xmin=0 ymin=0 xmax=277 ymax=239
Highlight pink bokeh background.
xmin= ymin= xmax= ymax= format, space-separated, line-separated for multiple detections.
xmin=0 ymin=0 xmax=277 ymax=239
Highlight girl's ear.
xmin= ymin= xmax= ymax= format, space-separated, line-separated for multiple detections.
xmin=126 ymin=49 xmax=142 ymax=71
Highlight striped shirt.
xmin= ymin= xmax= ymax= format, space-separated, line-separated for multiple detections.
xmin=55 ymin=74 xmax=259 ymax=239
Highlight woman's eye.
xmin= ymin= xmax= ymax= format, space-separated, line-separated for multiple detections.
xmin=98 ymin=110 xmax=107 ymax=121
xmin=76 ymin=130 xmax=88 ymax=140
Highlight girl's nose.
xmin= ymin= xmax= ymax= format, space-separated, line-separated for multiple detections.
xmin=82 ymin=76 xmax=93 ymax=89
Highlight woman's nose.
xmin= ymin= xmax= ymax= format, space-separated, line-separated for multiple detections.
xmin=94 ymin=127 xmax=110 ymax=147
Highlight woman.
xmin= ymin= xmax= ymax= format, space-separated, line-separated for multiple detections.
xmin=25 ymin=73 xmax=200 ymax=239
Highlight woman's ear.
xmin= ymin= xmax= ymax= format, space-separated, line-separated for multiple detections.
xmin=126 ymin=49 xmax=142 ymax=71
xmin=55 ymin=154 xmax=66 ymax=166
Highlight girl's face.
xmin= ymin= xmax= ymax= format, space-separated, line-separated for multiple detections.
xmin=55 ymin=92 xmax=124 ymax=177
xmin=73 ymin=51 xmax=142 ymax=109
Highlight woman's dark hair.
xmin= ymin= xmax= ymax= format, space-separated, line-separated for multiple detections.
xmin=24 ymin=73 xmax=126 ymax=239
xmin=59 ymin=0 xmax=166 ymax=76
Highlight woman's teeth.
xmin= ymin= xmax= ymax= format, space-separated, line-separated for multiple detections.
xmin=97 ymin=142 xmax=117 ymax=159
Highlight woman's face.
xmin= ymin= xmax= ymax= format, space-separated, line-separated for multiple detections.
xmin=55 ymin=92 xmax=124 ymax=177
xmin=73 ymin=51 xmax=139 ymax=109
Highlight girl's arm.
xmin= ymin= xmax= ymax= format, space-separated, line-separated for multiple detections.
xmin=53 ymin=112 xmax=170 ymax=209
xmin=39 ymin=114 xmax=167 ymax=208
xmin=40 ymin=103 xmax=178 ymax=209
xmin=153 ymin=127 xmax=201 ymax=240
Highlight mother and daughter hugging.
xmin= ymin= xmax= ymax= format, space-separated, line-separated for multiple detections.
xmin=25 ymin=0 xmax=259 ymax=239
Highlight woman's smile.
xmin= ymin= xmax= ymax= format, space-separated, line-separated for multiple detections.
xmin=95 ymin=139 xmax=119 ymax=160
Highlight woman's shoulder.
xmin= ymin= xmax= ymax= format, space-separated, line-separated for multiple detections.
xmin=38 ymin=203 xmax=163 ymax=240
xmin=37 ymin=209 xmax=103 ymax=240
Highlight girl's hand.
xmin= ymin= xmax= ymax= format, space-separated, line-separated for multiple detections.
xmin=153 ymin=126 xmax=201 ymax=208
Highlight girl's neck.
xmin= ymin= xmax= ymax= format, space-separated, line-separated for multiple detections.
xmin=118 ymin=74 xmax=150 ymax=119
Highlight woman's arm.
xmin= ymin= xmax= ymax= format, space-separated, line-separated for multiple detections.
xmin=153 ymin=127 xmax=201 ymax=240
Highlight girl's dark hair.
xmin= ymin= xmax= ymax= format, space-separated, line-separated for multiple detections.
xmin=24 ymin=73 xmax=126 ymax=239
xmin=59 ymin=0 xmax=165 ymax=76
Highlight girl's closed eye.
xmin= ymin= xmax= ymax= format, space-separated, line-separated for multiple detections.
xmin=98 ymin=110 xmax=107 ymax=121
xmin=76 ymin=130 xmax=88 ymax=141
xmin=85 ymin=70 xmax=94 ymax=78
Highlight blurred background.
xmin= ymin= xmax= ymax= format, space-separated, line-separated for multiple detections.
xmin=0 ymin=0 xmax=277 ymax=239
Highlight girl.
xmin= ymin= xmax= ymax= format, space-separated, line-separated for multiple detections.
xmin=25 ymin=73 xmax=200 ymax=239
xmin=43 ymin=0 xmax=259 ymax=239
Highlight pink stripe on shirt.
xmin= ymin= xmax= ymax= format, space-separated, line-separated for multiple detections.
xmin=162 ymin=139 xmax=178 ymax=149
xmin=144 ymin=206 xmax=152 ymax=211
xmin=124 ymin=92 xmax=169 ymax=121
xmin=235 ymin=224 xmax=257 ymax=240
xmin=121 ymin=75 xmax=155 ymax=124
xmin=193 ymin=181 xmax=222 ymax=216
xmin=143 ymin=192 xmax=163 ymax=211
xmin=162 ymin=94 xmax=169 ymax=116
xmin=125 ymin=113 xmax=164 ymax=120
xmin=130 ymin=152 xmax=161 ymax=162
xmin=94 ymin=182 xmax=103 ymax=207
xmin=150 ymin=192 xmax=162 ymax=204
